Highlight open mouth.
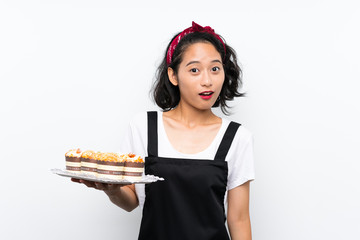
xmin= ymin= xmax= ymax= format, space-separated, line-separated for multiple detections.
xmin=199 ymin=91 xmax=214 ymax=99
xmin=199 ymin=91 xmax=214 ymax=96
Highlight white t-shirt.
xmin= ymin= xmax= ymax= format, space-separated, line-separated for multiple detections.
xmin=119 ymin=111 xmax=255 ymax=210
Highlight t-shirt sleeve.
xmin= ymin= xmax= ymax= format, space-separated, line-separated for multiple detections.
xmin=118 ymin=111 xmax=147 ymax=157
xmin=118 ymin=112 xmax=148 ymax=208
xmin=118 ymin=122 xmax=135 ymax=154
xmin=227 ymin=129 xmax=255 ymax=190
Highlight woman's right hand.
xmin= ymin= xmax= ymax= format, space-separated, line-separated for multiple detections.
xmin=71 ymin=178 xmax=130 ymax=195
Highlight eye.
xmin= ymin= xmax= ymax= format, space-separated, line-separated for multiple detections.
xmin=190 ymin=68 xmax=199 ymax=73
xmin=211 ymin=66 xmax=221 ymax=72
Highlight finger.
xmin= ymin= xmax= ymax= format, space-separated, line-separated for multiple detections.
xmin=71 ymin=178 xmax=81 ymax=183
xmin=94 ymin=182 xmax=106 ymax=190
xmin=80 ymin=179 xmax=97 ymax=188
xmin=107 ymin=184 xmax=119 ymax=189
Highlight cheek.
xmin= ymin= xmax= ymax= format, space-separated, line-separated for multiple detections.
xmin=215 ymin=74 xmax=225 ymax=88
xmin=176 ymin=74 xmax=196 ymax=91
xmin=178 ymin=82 xmax=196 ymax=97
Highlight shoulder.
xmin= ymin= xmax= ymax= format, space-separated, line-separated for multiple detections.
xmin=222 ymin=118 xmax=254 ymax=152
xmin=236 ymin=125 xmax=253 ymax=143
xmin=128 ymin=110 xmax=161 ymax=130
xmin=128 ymin=111 xmax=148 ymax=127
xmin=222 ymin=118 xmax=253 ymax=145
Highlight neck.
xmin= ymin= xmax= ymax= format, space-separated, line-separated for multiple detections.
xmin=168 ymin=101 xmax=219 ymax=128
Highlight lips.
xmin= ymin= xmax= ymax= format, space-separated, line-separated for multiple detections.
xmin=199 ymin=91 xmax=214 ymax=100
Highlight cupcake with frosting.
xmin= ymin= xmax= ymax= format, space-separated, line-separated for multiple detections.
xmin=123 ymin=153 xmax=144 ymax=181
xmin=96 ymin=152 xmax=125 ymax=180
xmin=65 ymin=148 xmax=82 ymax=172
xmin=80 ymin=150 xmax=97 ymax=177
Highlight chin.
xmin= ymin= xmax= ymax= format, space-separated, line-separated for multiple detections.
xmin=196 ymin=103 xmax=216 ymax=111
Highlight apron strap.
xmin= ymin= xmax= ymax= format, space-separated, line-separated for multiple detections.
xmin=147 ymin=111 xmax=158 ymax=157
xmin=214 ymin=121 xmax=241 ymax=161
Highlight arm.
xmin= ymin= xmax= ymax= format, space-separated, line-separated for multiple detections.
xmin=104 ymin=183 xmax=139 ymax=212
xmin=71 ymin=178 xmax=139 ymax=212
xmin=227 ymin=181 xmax=252 ymax=240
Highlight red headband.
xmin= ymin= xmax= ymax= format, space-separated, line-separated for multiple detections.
xmin=166 ymin=21 xmax=226 ymax=65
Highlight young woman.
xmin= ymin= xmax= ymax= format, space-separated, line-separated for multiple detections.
xmin=73 ymin=21 xmax=255 ymax=240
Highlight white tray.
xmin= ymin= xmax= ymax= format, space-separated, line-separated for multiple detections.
xmin=51 ymin=168 xmax=164 ymax=184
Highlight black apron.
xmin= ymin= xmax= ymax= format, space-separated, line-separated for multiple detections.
xmin=138 ymin=111 xmax=240 ymax=240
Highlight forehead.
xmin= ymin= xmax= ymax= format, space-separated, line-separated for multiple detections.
xmin=181 ymin=42 xmax=222 ymax=62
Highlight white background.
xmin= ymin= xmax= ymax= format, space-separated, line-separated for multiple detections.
xmin=1 ymin=0 xmax=359 ymax=239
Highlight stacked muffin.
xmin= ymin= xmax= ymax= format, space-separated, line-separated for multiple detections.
xmin=65 ymin=148 xmax=82 ymax=172
xmin=65 ymin=149 xmax=144 ymax=181
xmin=81 ymin=150 xmax=97 ymax=177
xmin=97 ymin=152 xmax=125 ymax=180
xmin=123 ymin=153 xmax=146 ymax=181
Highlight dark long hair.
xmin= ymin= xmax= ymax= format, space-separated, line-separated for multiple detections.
xmin=151 ymin=31 xmax=245 ymax=115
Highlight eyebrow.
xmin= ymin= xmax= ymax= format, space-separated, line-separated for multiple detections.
xmin=185 ymin=59 xmax=222 ymax=67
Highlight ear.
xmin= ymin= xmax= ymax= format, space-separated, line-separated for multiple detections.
xmin=167 ymin=67 xmax=178 ymax=86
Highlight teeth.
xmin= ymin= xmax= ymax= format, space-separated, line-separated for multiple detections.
xmin=201 ymin=92 xmax=212 ymax=96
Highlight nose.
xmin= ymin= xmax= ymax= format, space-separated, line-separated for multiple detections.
xmin=200 ymin=71 xmax=212 ymax=87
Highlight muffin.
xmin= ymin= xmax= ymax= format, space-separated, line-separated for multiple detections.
xmin=65 ymin=148 xmax=82 ymax=172
xmin=80 ymin=150 xmax=97 ymax=177
xmin=123 ymin=153 xmax=144 ymax=181
xmin=97 ymin=152 xmax=125 ymax=180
